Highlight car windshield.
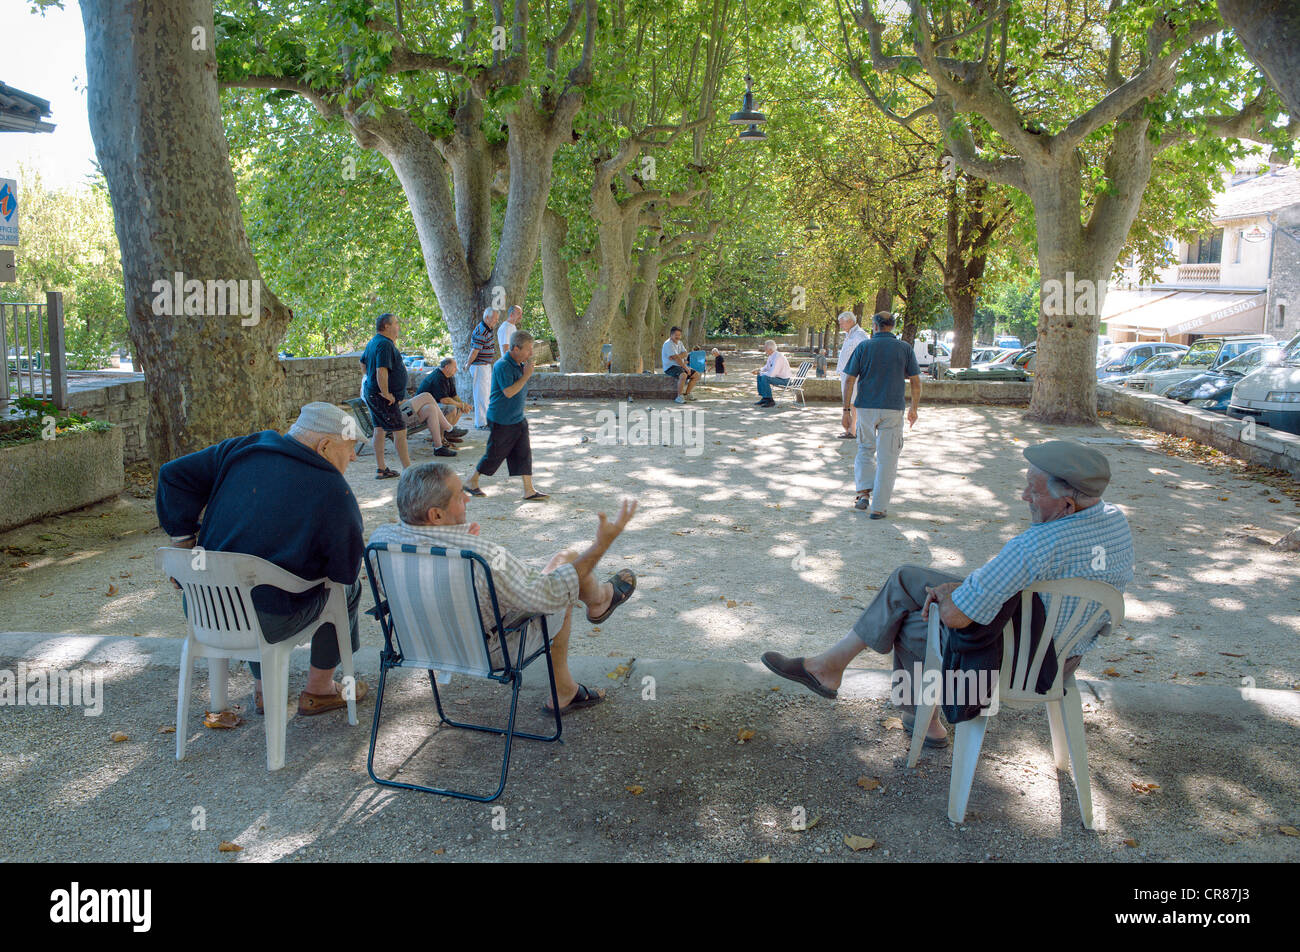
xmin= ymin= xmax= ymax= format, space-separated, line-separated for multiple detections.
xmin=1218 ymin=345 xmax=1282 ymax=376
xmin=1179 ymin=340 xmax=1220 ymax=368
xmin=1283 ymin=333 xmax=1300 ymax=366
xmin=1135 ymin=353 xmax=1178 ymax=373
xmin=1097 ymin=343 xmax=1129 ymax=366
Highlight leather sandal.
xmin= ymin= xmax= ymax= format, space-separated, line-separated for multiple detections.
xmin=297 ymin=679 xmax=369 ymax=717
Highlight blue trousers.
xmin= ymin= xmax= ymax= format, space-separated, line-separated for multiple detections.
xmin=757 ymin=375 xmax=789 ymax=399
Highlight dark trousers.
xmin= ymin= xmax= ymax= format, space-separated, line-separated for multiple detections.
xmin=476 ymin=419 xmax=532 ymax=477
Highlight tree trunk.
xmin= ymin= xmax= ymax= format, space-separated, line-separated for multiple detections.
xmin=82 ymin=0 xmax=290 ymax=472
xmin=949 ymin=290 xmax=976 ymax=368
xmin=1218 ymin=0 xmax=1300 ymax=118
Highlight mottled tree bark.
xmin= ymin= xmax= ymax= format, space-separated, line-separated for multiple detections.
xmin=82 ymin=0 xmax=291 ymax=472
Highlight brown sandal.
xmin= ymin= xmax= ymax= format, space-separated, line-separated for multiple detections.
xmin=297 ymin=679 xmax=369 ymax=716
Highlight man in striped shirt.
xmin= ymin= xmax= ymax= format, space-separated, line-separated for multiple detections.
xmin=370 ymin=463 xmax=639 ymax=714
xmin=467 ymin=306 xmax=499 ymax=430
xmin=762 ymin=440 xmax=1133 ymax=746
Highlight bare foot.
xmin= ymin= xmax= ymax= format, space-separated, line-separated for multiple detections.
xmin=803 ymin=656 xmax=843 ymax=693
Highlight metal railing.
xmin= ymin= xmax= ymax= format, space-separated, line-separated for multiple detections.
xmin=2 ymin=291 xmax=67 ymax=411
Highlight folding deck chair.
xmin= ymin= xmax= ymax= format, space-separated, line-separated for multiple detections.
xmin=769 ymin=359 xmax=813 ymax=407
xmin=363 ymin=542 xmax=563 ymax=801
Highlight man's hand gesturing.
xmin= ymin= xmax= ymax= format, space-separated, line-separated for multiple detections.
xmin=596 ymin=497 xmax=638 ymax=547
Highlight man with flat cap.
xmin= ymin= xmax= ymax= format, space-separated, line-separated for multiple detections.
xmin=762 ymin=440 xmax=1133 ymax=748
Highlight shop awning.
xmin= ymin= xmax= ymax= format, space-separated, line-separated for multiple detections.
xmin=1102 ymin=288 xmax=1266 ymax=338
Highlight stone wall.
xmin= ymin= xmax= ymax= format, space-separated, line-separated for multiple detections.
xmin=528 ymin=372 xmax=680 ymax=399
xmin=0 ymin=426 xmax=125 ymax=532
xmin=67 ymin=378 xmax=149 ymax=465
xmin=1098 ymin=383 xmax=1300 ymax=478
xmin=797 ymin=377 xmax=1032 ymax=405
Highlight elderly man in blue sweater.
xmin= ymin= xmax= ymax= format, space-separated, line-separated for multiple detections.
xmin=156 ymin=402 xmax=368 ymax=717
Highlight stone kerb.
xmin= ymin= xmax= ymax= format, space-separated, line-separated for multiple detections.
xmin=1097 ymin=383 xmax=1300 ymax=478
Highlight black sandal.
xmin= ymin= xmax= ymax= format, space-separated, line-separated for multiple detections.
xmin=543 ymin=683 xmax=606 ymax=715
xmin=586 ymin=569 xmax=636 ymax=624
xmin=376 ymin=467 xmax=399 ymax=479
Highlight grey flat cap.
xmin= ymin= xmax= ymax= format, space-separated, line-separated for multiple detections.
xmin=293 ymin=401 xmax=353 ymax=436
xmin=1023 ymin=440 xmax=1111 ymax=497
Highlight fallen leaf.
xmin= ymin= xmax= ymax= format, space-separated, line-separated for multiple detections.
xmin=1104 ymin=668 xmax=1121 ymax=677
xmin=726 ymin=600 xmax=737 ymax=608
xmin=1123 ymin=838 xmax=1138 ymax=848
xmin=770 ymin=686 xmax=780 ymax=692
xmin=591 ymin=626 xmax=601 ymax=632
xmin=110 ymin=731 xmax=128 ymax=743
xmin=204 ymin=710 xmax=244 ymax=729
xmin=218 ymin=841 xmax=243 ymax=853
xmin=1219 ymin=652 xmax=1245 ymax=658
xmin=882 ymin=716 xmax=904 ymax=731
xmin=1131 ymin=781 xmax=1160 ymax=794
xmin=856 ymin=777 xmax=882 ymax=791
xmin=40 ymin=592 xmax=53 ymax=597
xmin=1191 ymin=671 xmax=1207 ymax=677
xmin=844 ymin=835 xmax=876 ymax=852
xmin=742 ymin=856 xmax=771 ymax=863
xmin=625 ymin=785 xmax=644 ymax=795
xmin=737 ymin=728 xmax=756 ymax=743
xmin=432 ymin=848 xmax=446 ymax=855
xmin=158 ymin=726 xmax=176 ymax=734
xmin=1280 ymin=826 xmax=1300 ymax=837
xmin=607 ymin=663 xmax=631 ymax=680
xmin=829 ymin=608 xmax=843 ymax=614
xmin=106 ymin=583 xmax=118 ymax=597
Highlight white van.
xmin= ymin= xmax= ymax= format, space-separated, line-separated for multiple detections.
xmin=1229 ymin=332 xmax=1300 ymax=435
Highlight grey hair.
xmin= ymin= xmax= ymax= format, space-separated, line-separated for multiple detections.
xmin=396 ymin=462 xmax=458 ymax=524
xmin=1030 ymin=464 xmax=1092 ymax=504
xmin=764 ymin=339 xmax=777 ymax=350
xmin=837 ymin=311 xmax=856 ymax=325
xmin=481 ymin=306 xmax=495 ymax=321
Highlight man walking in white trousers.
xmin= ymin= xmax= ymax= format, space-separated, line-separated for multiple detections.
xmin=841 ymin=311 xmax=922 ymax=519
xmin=467 ymin=306 xmax=499 ymax=430
xmin=835 ymin=311 xmax=869 ymax=438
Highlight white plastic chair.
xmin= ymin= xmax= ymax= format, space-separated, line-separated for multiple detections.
xmin=906 ymin=579 xmax=1125 ymax=828
xmin=156 ymin=547 xmax=358 ymax=771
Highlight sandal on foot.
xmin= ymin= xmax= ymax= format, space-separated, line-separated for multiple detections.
xmin=297 ymin=679 xmax=369 ymax=717
xmin=376 ymin=467 xmax=399 ymax=479
xmin=901 ymin=711 xmax=950 ymax=749
xmin=854 ymin=491 xmax=871 ymax=511
xmin=586 ymin=569 xmax=636 ymax=624
xmin=522 ymin=491 xmax=550 ymax=501
xmin=760 ymin=652 xmax=837 ymax=699
xmin=869 ymin=510 xmax=887 ymax=520
xmin=543 ymin=683 xmax=605 ymax=716
xmin=465 ymin=486 xmax=486 ymax=497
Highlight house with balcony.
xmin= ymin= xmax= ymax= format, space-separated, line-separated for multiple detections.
xmin=1102 ymin=156 xmax=1299 ymax=345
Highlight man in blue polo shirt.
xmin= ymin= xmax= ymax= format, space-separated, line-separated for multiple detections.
xmin=841 ymin=311 xmax=922 ymax=518
xmin=465 ymin=329 xmax=549 ymax=501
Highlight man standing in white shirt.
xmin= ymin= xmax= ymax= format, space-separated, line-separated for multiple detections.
xmin=661 ymin=326 xmax=698 ymax=404
xmin=751 ymin=339 xmax=792 ymax=408
xmin=836 ymin=311 xmax=869 ymax=438
xmin=498 ymin=304 xmax=523 ymax=357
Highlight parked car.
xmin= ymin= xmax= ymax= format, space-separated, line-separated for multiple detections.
xmin=1121 ymin=334 xmax=1275 ymax=394
xmin=994 ymin=336 xmax=1022 ymax=349
xmin=1096 ymin=341 xmax=1187 ymax=381
xmin=1228 ymin=332 xmax=1300 ymax=435
xmin=1164 ymin=343 xmax=1286 ymax=413
xmin=945 ymin=347 xmax=1033 ymax=381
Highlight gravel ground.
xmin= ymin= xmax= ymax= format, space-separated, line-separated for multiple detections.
xmin=2 ymin=649 xmax=1297 ymax=862
xmin=2 ymin=358 xmax=1298 ymax=690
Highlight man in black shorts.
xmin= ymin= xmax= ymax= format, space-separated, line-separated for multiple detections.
xmin=359 ymin=312 xmax=410 ymax=479
xmin=465 ymin=330 xmax=549 ymax=501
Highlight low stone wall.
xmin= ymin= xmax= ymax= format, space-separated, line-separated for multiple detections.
xmin=0 ymin=426 xmax=125 ymax=532
xmin=528 ymin=372 xmax=680 ymax=399
xmin=1098 ymin=383 xmax=1300 ymax=479
xmin=67 ymin=378 xmax=149 ymax=464
xmin=798 ymin=377 xmax=1031 ymax=405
